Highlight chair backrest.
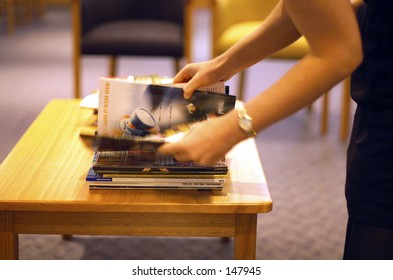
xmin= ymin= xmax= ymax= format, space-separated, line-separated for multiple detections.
xmin=72 ymin=0 xmax=189 ymax=98
xmin=212 ymin=0 xmax=279 ymax=42
xmin=81 ymin=0 xmax=186 ymax=35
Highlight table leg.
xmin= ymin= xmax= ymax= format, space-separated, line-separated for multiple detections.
xmin=0 ymin=211 xmax=19 ymax=260
xmin=234 ymin=214 xmax=257 ymax=260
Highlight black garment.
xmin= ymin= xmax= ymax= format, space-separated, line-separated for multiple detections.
xmin=343 ymin=218 xmax=393 ymax=260
xmin=346 ymin=0 xmax=393 ymax=230
xmin=350 ymin=1 xmax=393 ymax=107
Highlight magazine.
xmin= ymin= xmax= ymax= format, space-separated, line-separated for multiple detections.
xmin=88 ymin=182 xmax=224 ymax=191
xmin=91 ymin=151 xmax=228 ymax=174
xmin=97 ymin=77 xmax=236 ymax=148
xmin=86 ymin=151 xmax=227 ymax=191
xmin=86 ymin=167 xmax=226 ymax=184
xmin=85 ymin=76 xmax=233 ymax=191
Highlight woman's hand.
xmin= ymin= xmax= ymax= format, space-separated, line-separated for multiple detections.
xmin=173 ymin=58 xmax=234 ymax=99
xmin=157 ymin=111 xmax=247 ymax=165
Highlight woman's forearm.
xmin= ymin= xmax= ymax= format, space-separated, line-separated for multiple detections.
xmin=161 ymin=0 xmax=363 ymax=164
xmin=244 ymin=0 xmax=362 ymax=132
xmin=215 ymin=0 xmax=302 ymax=77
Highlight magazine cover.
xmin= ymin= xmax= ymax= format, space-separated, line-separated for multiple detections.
xmin=95 ymin=123 xmax=191 ymax=151
xmin=97 ymin=77 xmax=236 ymax=141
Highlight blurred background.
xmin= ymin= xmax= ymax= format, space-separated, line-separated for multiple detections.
xmin=0 ymin=0 xmax=354 ymax=259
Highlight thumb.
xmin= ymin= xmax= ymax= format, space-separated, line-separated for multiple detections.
xmin=157 ymin=142 xmax=177 ymax=155
xmin=182 ymin=77 xmax=202 ymax=99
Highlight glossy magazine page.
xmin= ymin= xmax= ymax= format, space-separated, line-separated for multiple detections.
xmin=96 ymin=77 xmax=236 ymax=150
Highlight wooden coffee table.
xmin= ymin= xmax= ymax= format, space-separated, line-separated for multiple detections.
xmin=0 ymin=99 xmax=272 ymax=260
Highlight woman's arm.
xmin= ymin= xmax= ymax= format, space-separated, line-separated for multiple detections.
xmin=159 ymin=0 xmax=362 ymax=165
xmin=246 ymin=0 xmax=362 ymax=133
xmin=175 ymin=0 xmax=303 ymax=98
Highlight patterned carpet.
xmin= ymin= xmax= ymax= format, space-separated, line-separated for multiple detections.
xmin=0 ymin=7 xmax=354 ymax=260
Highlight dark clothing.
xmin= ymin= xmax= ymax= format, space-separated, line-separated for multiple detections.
xmin=344 ymin=218 xmax=393 ymax=260
xmin=346 ymin=0 xmax=393 ymax=229
xmin=344 ymin=1 xmax=393 ymax=259
xmin=350 ymin=1 xmax=393 ymax=107
xmin=363 ymin=0 xmax=393 ymax=17
xmin=346 ymin=105 xmax=393 ymax=229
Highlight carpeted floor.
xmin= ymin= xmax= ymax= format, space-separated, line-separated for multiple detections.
xmin=0 ymin=7 xmax=354 ymax=260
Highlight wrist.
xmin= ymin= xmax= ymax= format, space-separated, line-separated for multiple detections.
xmin=221 ymin=110 xmax=251 ymax=145
xmin=236 ymin=107 xmax=257 ymax=138
xmin=213 ymin=54 xmax=238 ymax=81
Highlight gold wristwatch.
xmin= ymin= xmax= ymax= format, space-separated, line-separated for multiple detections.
xmin=236 ymin=107 xmax=256 ymax=137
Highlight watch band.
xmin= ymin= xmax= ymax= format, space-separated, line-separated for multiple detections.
xmin=236 ymin=107 xmax=256 ymax=137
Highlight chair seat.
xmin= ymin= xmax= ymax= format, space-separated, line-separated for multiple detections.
xmin=216 ymin=21 xmax=309 ymax=59
xmin=82 ymin=20 xmax=184 ymax=57
xmin=271 ymin=37 xmax=309 ymax=59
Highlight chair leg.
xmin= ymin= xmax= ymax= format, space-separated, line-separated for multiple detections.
xmin=237 ymin=70 xmax=246 ymax=101
xmin=221 ymin=237 xmax=231 ymax=243
xmin=320 ymin=92 xmax=329 ymax=135
xmin=62 ymin=235 xmax=73 ymax=241
xmin=72 ymin=0 xmax=81 ymax=98
xmin=7 ymin=0 xmax=15 ymax=34
xmin=174 ymin=58 xmax=181 ymax=73
xmin=36 ymin=0 xmax=45 ymax=18
xmin=340 ymin=76 xmax=351 ymax=141
xmin=73 ymin=53 xmax=81 ymax=99
xmin=109 ymin=56 xmax=118 ymax=77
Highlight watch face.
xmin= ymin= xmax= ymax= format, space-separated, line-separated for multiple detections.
xmin=237 ymin=107 xmax=255 ymax=137
xmin=240 ymin=118 xmax=252 ymax=131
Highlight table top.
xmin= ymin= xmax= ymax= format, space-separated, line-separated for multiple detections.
xmin=0 ymin=99 xmax=272 ymax=214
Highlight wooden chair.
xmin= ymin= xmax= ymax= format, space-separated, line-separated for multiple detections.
xmin=1 ymin=0 xmax=45 ymax=33
xmin=72 ymin=0 xmax=191 ymax=98
xmin=0 ymin=0 xmax=15 ymax=34
xmin=211 ymin=0 xmax=352 ymax=138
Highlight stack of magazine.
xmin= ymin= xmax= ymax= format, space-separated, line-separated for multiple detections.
xmin=86 ymin=150 xmax=229 ymax=190
xmin=85 ymin=76 xmax=236 ymax=190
